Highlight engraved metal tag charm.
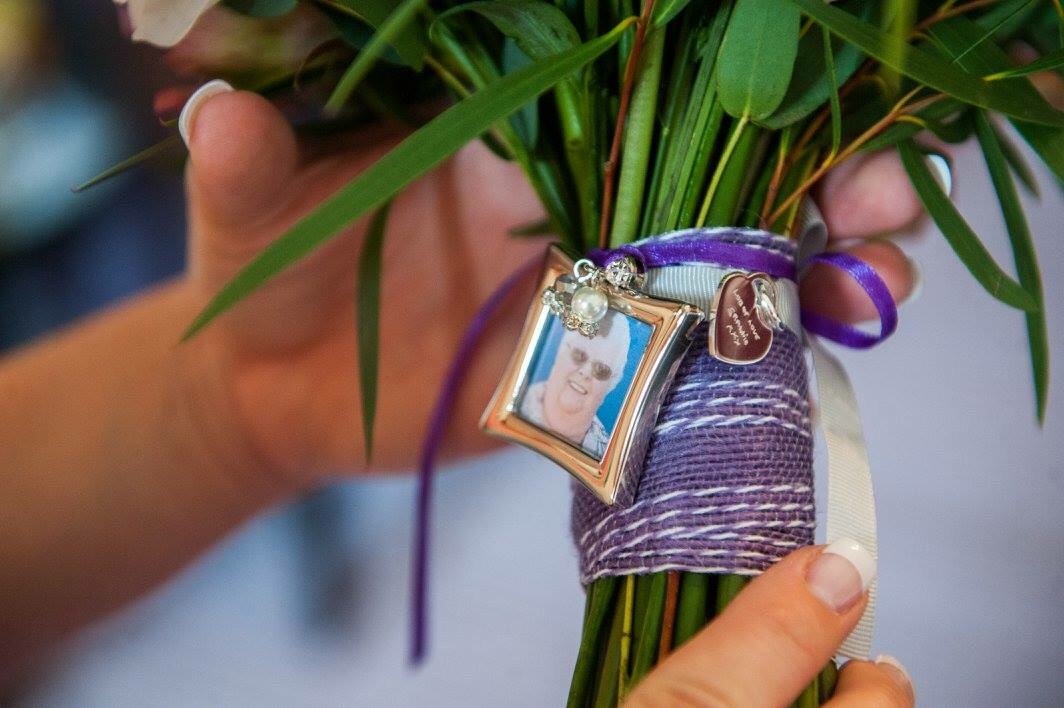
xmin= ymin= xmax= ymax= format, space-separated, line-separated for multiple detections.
xmin=707 ymin=272 xmax=781 ymax=365
xmin=481 ymin=246 xmax=703 ymax=507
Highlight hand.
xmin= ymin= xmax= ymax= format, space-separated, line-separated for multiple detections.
xmin=627 ymin=542 xmax=915 ymax=707
xmin=179 ymin=83 xmax=921 ymax=490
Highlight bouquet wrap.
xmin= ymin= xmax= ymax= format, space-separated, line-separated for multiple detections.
xmin=572 ymin=228 xmax=813 ymax=584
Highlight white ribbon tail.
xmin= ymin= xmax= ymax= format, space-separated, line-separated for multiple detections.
xmin=809 ymin=334 xmax=878 ymax=661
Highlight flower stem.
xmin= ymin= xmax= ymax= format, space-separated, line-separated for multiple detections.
xmin=568 ymin=577 xmax=619 ymax=708
xmin=610 ymin=25 xmax=666 ymax=247
xmin=599 ymin=0 xmax=658 ymax=247
xmin=617 ymin=575 xmax=636 ymax=699
xmin=673 ymin=573 xmax=713 ymax=647
xmin=657 ymin=571 xmax=681 ymax=660
xmin=695 ymin=114 xmax=750 ymax=227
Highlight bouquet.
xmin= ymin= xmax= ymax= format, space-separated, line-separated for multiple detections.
xmin=95 ymin=0 xmax=1059 ymax=704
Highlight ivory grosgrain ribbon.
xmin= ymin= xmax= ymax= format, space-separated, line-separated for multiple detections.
xmin=412 ymin=207 xmax=890 ymax=663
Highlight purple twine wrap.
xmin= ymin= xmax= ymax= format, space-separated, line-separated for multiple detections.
xmin=572 ymin=229 xmax=814 ymax=583
xmin=411 ymin=226 xmax=896 ymax=661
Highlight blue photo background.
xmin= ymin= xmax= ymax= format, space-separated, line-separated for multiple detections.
xmin=527 ymin=314 xmax=653 ymax=438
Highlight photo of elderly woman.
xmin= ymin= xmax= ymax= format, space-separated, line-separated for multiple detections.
xmin=519 ymin=310 xmax=653 ymax=459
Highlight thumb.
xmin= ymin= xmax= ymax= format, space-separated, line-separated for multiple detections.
xmin=626 ymin=540 xmax=877 ymax=707
xmin=181 ymin=80 xmax=299 ymax=233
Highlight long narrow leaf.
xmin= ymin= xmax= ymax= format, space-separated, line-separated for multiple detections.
xmin=789 ymin=0 xmax=1064 ymax=127
xmin=973 ymin=113 xmax=1049 ymax=422
xmin=356 ymin=201 xmax=391 ymax=460
xmin=993 ymin=122 xmax=1040 ymax=197
xmin=184 ymin=20 xmax=633 ymax=339
xmin=761 ymin=2 xmax=867 ymax=129
xmin=925 ymin=18 xmax=1064 ymax=191
xmin=987 ymin=46 xmax=1064 ymax=80
xmin=325 ymin=0 xmax=428 ymax=115
xmin=822 ymin=25 xmax=842 ymax=157
xmin=73 ymin=135 xmax=183 ymax=192
xmin=437 ymin=0 xmax=580 ymax=60
xmin=323 ymin=0 xmax=428 ymax=68
xmin=897 ymin=139 xmax=1036 ymax=312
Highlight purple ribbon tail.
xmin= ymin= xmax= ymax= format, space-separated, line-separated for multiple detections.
xmin=411 ymin=256 xmax=539 ymax=665
xmin=800 ymin=251 xmax=898 ymax=348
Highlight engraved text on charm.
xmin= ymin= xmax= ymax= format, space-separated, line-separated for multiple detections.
xmin=708 ymin=272 xmax=781 ymax=365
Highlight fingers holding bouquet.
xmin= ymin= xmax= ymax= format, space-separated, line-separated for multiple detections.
xmin=627 ymin=541 xmax=915 ymax=708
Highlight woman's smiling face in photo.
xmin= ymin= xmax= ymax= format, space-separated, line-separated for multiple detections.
xmin=543 ymin=315 xmax=630 ymax=429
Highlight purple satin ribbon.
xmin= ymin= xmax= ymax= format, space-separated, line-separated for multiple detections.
xmin=588 ymin=240 xmax=797 ymax=281
xmin=409 ymin=235 xmax=896 ymax=664
xmin=411 ymin=257 xmax=539 ymax=664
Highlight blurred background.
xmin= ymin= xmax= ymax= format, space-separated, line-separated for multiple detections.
xmin=1 ymin=1 xmax=1062 ymax=706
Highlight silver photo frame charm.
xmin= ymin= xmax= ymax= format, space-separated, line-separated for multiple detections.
xmin=481 ymin=245 xmax=704 ymax=506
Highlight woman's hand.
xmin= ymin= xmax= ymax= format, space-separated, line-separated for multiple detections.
xmin=627 ymin=541 xmax=914 ymax=707
xmin=179 ymin=83 xmax=923 ymax=491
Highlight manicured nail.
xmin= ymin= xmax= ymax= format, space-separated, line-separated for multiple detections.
xmin=806 ymin=537 xmax=876 ymax=613
xmin=901 ymin=255 xmax=923 ymax=305
xmin=178 ymin=79 xmax=234 ymax=147
xmin=924 ymin=152 xmax=953 ymax=197
xmin=875 ymin=654 xmax=915 ymax=700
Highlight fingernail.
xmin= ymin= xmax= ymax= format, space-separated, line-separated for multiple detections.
xmin=924 ymin=152 xmax=953 ymax=197
xmin=875 ymin=654 xmax=915 ymax=700
xmin=806 ymin=537 xmax=876 ymax=613
xmin=900 ymin=255 xmax=922 ymax=305
xmin=178 ymin=79 xmax=234 ymax=147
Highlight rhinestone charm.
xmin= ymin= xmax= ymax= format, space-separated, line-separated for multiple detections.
xmin=604 ymin=256 xmax=646 ymax=289
xmin=540 ymin=257 xmax=646 ymax=338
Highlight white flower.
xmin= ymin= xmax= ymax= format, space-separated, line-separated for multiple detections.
xmin=114 ymin=0 xmax=219 ymax=47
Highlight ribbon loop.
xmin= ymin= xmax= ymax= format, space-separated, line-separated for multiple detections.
xmin=800 ymin=252 xmax=898 ymax=349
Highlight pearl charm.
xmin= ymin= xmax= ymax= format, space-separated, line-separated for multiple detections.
xmin=571 ymin=285 xmax=609 ymax=323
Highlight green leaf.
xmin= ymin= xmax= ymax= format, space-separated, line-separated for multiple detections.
xmin=325 ymin=0 xmax=428 ymax=115
xmin=924 ymin=18 xmax=1064 ymax=191
xmin=432 ymin=0 xmax=594 ymax=246
xmin=986 ymin=46 xmax=1064 ymax=80
xmin=356 ymin=202 xmax=390 ymax=460
xmin=822 ymin=25 xmax=842 ymax=157
xmin=973 ymin=0 xmax=1041 ymax=39
xmin=73 ymin=135 xmax=184 ymax=193
xmin=973 ymin=112 xmax=1049 ymax=422
xmin=993 ymin=122 xmax=1040 ymax=197
xmin=437 ymin=0 xmax=580 ymax=61
xmin=897 ymin=139 xmax=1037 ymax=312
xmin=761 ymin=2 xmax=867 ymax=129
xmin=717 ymin=0 xmax=801 ymax=121
xmin=501 ymin=38 xmax=539 ymax=146
xmin=321 ymin=0 xmax=428 ymax=68
xmin=788 ymin=0 xmax=1064 ymax=127
xmin=878 ymin=0 xmax=917 ymax=98
xmin=652 ymin=0 xmax=693 ymax=28
xmin=860 ymin=98 xmax=967 ymax=152
xmin=508 ymin=218 xmax=552 ymax=237
xmin=184 ymin=20 xmax=633 ymax=340
xmin=223 ymin=0 xmax=296 ymax=17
